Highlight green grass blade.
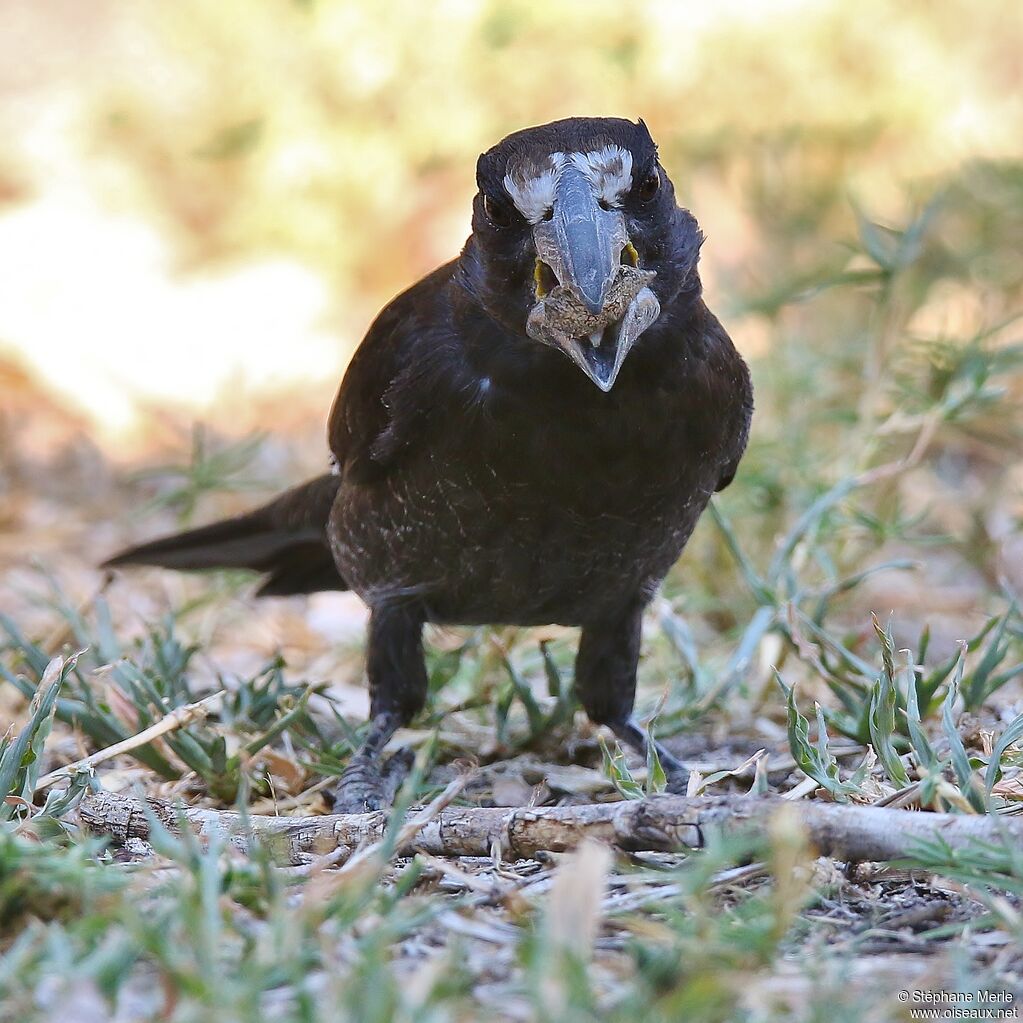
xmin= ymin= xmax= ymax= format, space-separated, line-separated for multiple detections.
xmin=941 ymin=644 xmax=987 ymax=813
xmin=985 ymin=711 xmax=1023 ymax=798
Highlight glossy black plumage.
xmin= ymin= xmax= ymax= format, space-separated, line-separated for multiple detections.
xmin=106 ymin=117 xmax=753 ymax=809
xmin=328 ymin=265 xmax=746 ymax=626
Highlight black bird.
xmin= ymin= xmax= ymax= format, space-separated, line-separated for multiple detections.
xmin=105 ymin=117 xmax=753 ymax=811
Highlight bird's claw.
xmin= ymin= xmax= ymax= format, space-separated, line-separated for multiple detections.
xmin=332 ymin=746 xmax=415 ymax=814
xmin=663 ymin=767 xmax=691 ymax=796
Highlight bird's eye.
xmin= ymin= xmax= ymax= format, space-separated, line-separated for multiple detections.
xmin=636 ymin=169 xmax=660 ymax=202
xmin=483 ymin=193 xmax=516 ymax=228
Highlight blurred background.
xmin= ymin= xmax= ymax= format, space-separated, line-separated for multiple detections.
xmin=2 ymin=0 xmax=1022 ymax=719
xmin=2 ymin=0 xmax=1020 ymax=435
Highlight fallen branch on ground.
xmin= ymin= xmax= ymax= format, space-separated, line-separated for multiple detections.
xmin=309 ymin=773 xmax=469 ymax=886
xmin=77 ymin=790 xmax=1023 ymax=867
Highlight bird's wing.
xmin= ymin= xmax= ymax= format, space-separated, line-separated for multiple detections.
xmin=705 ymin=311 xmax=754 ymax=494
xmin=715 ymin=391 xmax=752 ymax=492
xmin=328 ymin=262 xmax=462 ymax=483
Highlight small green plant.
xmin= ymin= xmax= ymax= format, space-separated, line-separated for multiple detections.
xmin=494 ymin=639 xmax=578 ymax=751
xmin=0 ymin=828 xmax=123 ymax=936
xmin=599 ymin=724 xmax=668 ymax=800
xmin=128 ymin=425 xmax=269 ymax=523
xmin=780 ymin=678 xmax=873 ymax=801
xmin=1 ymin=591 xmax=328 ymax=802
xmin=783 ymin=615 xmax=1023 ymax=813
xmin=0 ymin=654 xmax=87 ymax=827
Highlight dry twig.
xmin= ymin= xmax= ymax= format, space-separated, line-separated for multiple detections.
xmin=78 ymin=790 xmax=1023 ymax=867
xmin=34 ymin=690 xmax=226 ymax=792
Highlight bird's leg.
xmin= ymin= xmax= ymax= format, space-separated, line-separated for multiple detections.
xmin=334 ymin=600 xmax=428 ymax=813
xmin=575 ymin=601 xmax=689 ymax=792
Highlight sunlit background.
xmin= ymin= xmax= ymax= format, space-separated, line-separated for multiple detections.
xmin=2 ymin=0 xmax=1020 ymax=441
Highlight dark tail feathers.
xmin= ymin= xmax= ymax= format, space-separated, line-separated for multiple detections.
xmin=103 ymin=474 xmax=347 ymax=597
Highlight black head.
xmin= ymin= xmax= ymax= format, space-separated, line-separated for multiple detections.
xmin=459 ymin=117 xmax=703 ymax=391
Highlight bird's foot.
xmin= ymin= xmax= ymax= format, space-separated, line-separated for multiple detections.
xmin=663 ymin=766 xmax=691 ymax=795
xmin=332 ymin=746 xmax=414 ymax=814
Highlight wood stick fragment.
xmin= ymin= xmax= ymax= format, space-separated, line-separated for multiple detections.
xmin=77 ymin=790 xmax=1023 ymax=868
xmin=324 ymin=773 xmax=469 ymax=885
xmin=35 ymin=690 xmax=226 ymax=792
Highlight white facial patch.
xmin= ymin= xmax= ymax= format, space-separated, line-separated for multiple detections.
xmin=568 ymin=146 xmax=634 ymax=209
xmin=503 ymin=145 xmax=634 ymax=224
xmin=503 ymin=157 xmax=559 ymax=225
